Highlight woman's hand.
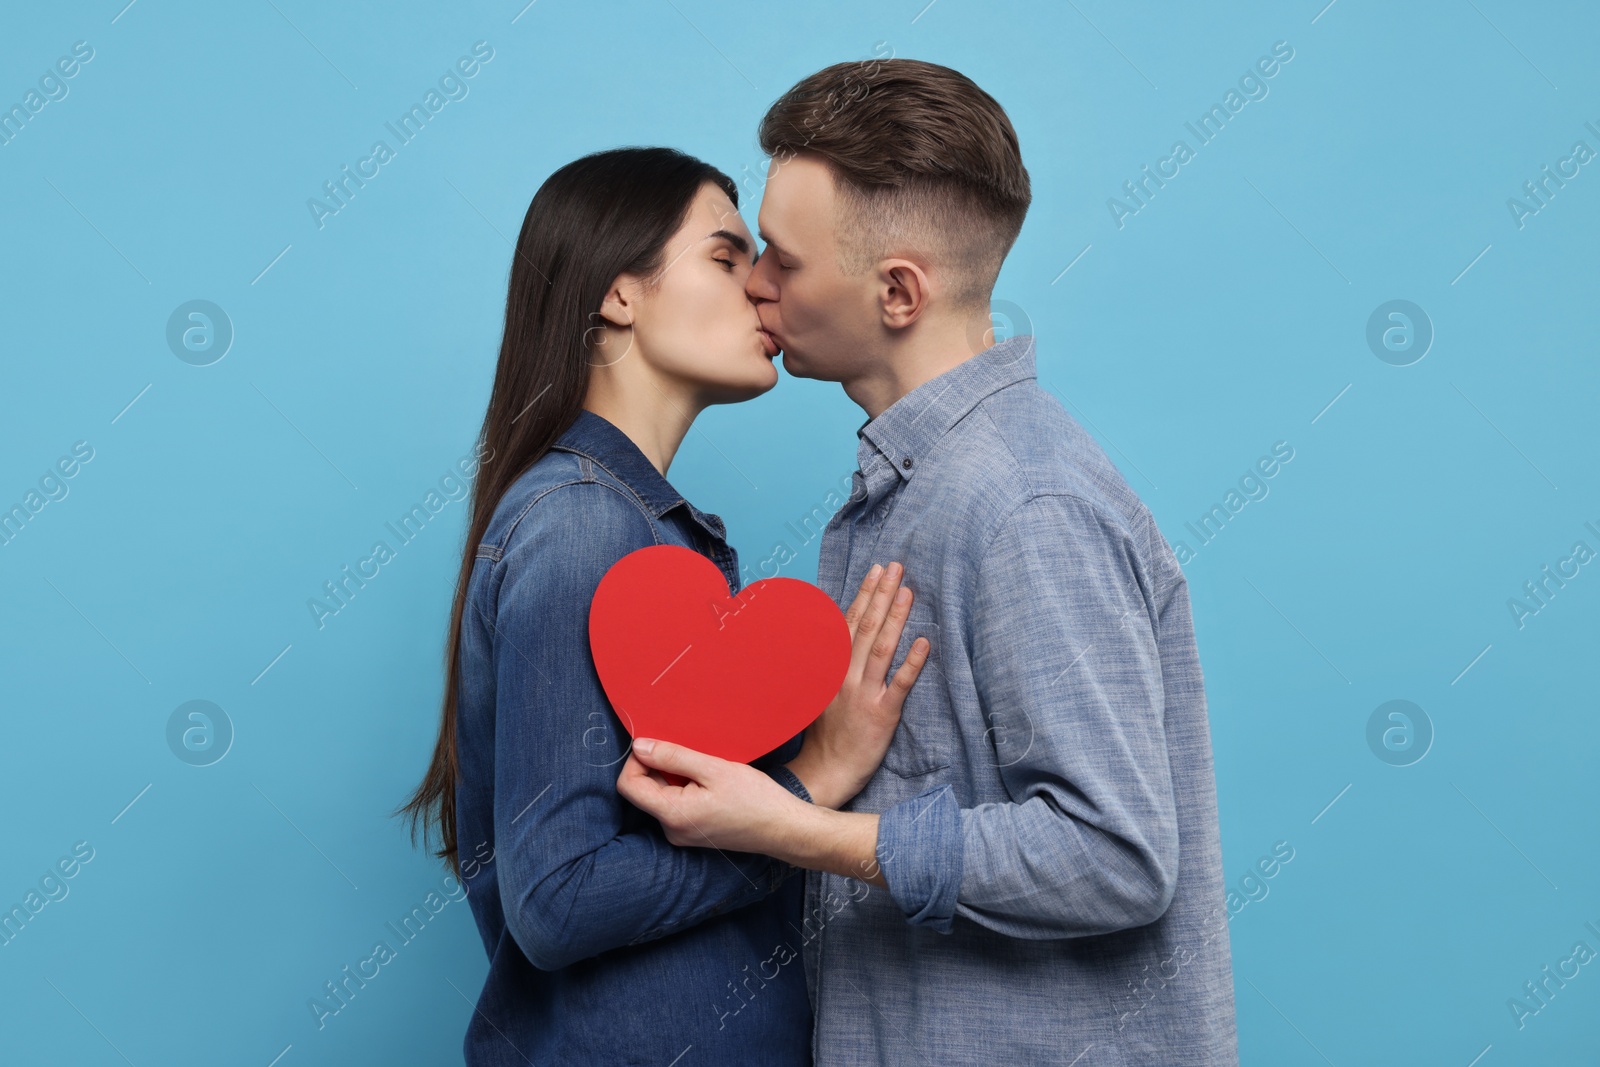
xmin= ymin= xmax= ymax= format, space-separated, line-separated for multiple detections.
xmin=616 ymin=738 xmax=888 ymax=887
xmin=785 ymin=562 xmax=931 ymax=808
xmin=616 ymin=738 xmax=816 ymax=854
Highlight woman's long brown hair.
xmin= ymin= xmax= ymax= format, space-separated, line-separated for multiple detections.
xmin=395 ymin=147 xmax=740 ymax=877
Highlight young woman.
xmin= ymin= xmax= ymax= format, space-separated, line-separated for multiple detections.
xmin=398 ymin=147 xmax=930 ymax=1066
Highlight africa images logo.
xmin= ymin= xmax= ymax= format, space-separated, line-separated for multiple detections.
xmin=306 ymin=41 xmax=495 ymax=230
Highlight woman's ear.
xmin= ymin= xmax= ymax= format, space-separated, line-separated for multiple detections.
xmin=596 ymin=274 xmax=638 ymax=329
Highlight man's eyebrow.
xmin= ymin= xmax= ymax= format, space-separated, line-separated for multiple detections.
xmin=756 ymin=230 xmax=789 ymax=257
xmin=706 ymin=229 xmax=750 ymax=256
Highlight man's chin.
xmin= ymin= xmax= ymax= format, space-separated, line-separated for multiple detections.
xmin=774 ymin=348 xmax=811 ymax=379
xmin=777 ymin=351 xmax=845 ymax=385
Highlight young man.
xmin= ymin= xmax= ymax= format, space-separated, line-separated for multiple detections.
xmin=618 ymin=59 xmax=1239 ymax=1065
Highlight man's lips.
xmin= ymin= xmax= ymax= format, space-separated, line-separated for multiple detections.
xmin=757 ymin=328 xmax=779 ymax=357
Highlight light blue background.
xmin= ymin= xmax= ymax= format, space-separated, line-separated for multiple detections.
xmin=3 ymin=1 xmax=1596 ymax=1063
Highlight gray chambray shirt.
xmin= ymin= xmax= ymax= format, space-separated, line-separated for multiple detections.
xmin=801 ymin=334 xmax=1238 ymax=1066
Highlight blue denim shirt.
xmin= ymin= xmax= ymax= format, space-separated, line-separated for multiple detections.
xmin=453 ymin=408 xmax=814 ymax=1066
xmin=804 ymin=335 xmax=1239 ymax=1065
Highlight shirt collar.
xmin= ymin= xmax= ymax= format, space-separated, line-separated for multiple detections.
xmin=549 ymin=408 xmax=727 ymax=537
xmin=857 ymin=333 xmax=1038 ymax=482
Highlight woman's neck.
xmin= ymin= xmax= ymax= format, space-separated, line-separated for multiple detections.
xmin=582 ymin=376 xmax=702 ymax=476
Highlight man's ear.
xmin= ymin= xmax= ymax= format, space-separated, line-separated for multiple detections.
xmin=877 ymin=257 xmax=932 ymax=330
xmin=596 ymin=274 xmax=638 ymax=329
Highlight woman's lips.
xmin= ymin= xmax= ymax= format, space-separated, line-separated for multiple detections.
xmin=757 ymin=328 xmax=779 ymax=357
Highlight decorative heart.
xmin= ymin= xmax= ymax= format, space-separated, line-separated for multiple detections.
xmin=588 ymin=544 xmax=851 ymax=771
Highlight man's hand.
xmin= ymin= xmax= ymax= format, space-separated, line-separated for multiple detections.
xmin=617 ymin=738 xmax=886 ymax=887
xmin=787 ymin=562 xmax=931 ymax=808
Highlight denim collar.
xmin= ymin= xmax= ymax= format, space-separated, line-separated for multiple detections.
xmin=549 ymin=408 xmax=728 ymax=539
xmin=856 ymin=333 xmax=1037 ymax=483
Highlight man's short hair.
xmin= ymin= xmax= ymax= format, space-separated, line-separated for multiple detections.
xmin=758 ymin=58 xmax=1031 ymax=310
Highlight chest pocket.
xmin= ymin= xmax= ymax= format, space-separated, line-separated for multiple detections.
xmin=879 ymin=599 xmax=951 ymax=778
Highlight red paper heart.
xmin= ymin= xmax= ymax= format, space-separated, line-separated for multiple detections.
xmin=589 ymin=544 xmax=851 ymax=769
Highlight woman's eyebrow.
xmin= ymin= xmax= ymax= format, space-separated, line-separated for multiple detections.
xmin=705 ymin=229 xmax=750 ymax=256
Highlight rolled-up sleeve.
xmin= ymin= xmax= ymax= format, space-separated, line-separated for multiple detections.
xmin=490 ymin=481 xmax=797 ymax=971
xmin=875 ymin=492 xmax=1178 ymax=938
xmin=876 ymin=783 xmax=962 ymax=931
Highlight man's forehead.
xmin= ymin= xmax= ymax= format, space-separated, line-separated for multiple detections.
xmin=765 ymin=152 xmax=831 ymax=191
xmin=759 ymin=155 xmax=831 ymax=228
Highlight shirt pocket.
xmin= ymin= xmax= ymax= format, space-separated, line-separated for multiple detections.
xmin=880 ymin=601 xmax=951 ymax=778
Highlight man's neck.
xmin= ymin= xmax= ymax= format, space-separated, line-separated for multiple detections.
xmin=845 ymin=317 xmax=998 ymax=420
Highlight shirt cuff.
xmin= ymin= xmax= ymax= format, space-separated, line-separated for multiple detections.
xmin=875 ymin=783 xmax=963 ymax=933
xmin=765 ymin=763 xmax=814 ymax=805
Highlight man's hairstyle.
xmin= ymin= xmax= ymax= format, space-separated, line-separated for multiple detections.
xmin=757 ymin=58 xmax=1031 ymax=310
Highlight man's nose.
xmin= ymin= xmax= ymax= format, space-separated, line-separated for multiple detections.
xmin=744 ymin=257 xmax=775 ymax=303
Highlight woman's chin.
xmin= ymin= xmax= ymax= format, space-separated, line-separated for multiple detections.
xmin=705 ymin=363 xmax=779 ymax=404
